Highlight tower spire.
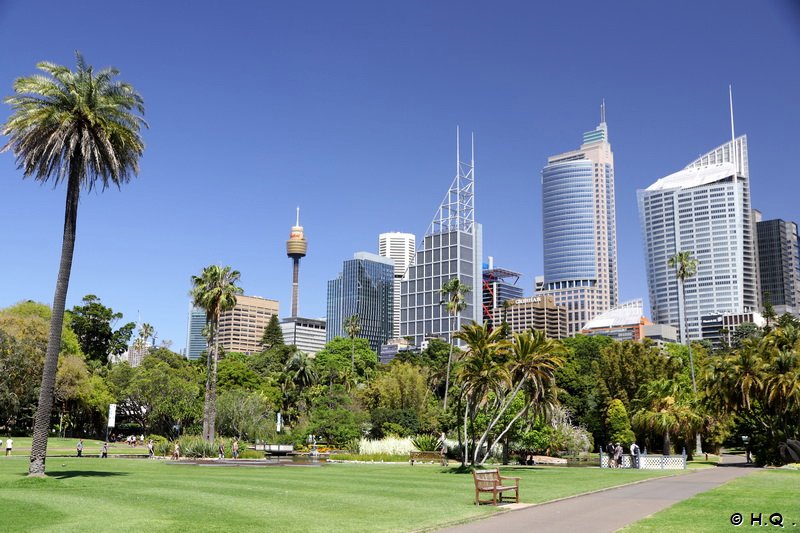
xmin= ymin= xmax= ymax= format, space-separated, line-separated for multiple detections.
xmin=600 ymin=99 xmax=606 ymax=123
xmin=729 ymin=84 xmax=737 ymax=180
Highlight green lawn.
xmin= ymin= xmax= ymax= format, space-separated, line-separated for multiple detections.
xmin=0 ymin=457 xmax=682 ymax=532
xmin=3 ymin=437 xmax=149 ymax=456
xmin=621 ymin=469 xmax=800 ymax=532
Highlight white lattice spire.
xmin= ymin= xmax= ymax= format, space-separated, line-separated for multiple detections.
xmin=427 ymin=127 xmax=474 ymax=236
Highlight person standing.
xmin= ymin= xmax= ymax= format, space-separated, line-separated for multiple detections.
xmin=4 ymin=438 xmax=11 ymax=456
xmin=630 ymin=442 xmax=640 ymax=468
xmin=101 ymin=442 xmax=108 ymax=459
xmin=147 ymin=439 xmax=154 ymax=459
xmin=606 ymin=442 xmax=615 ymax=467
xmin=613 ymin=442 xmax=623 ymax=469
xmin=172 ymin=441 xmax=180 ymax=460
xmin=232 ymin=439 xmax=239 ymax=460
xmin=218 ymin=440 xmax=225 ymax=460
xmin=76 ymin=439 xmax=84 ymax=457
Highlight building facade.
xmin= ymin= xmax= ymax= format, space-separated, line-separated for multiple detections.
xmin=756 ymin=216 xmax=800 ymax=316
xmin=502 ymin=295 xmax=568 ymax=340
xmin=638 ymin=135 xmax=760 ymax=341
xmin=378 ymin=232 xmax=416 ymax=339
xmin=400 ymin=133 xmax=483 ymax=346
xmin=327 ymin=252 xmax=395 ymax=352
xmin=217 ymin=294 xmax=280 ymax=355
xmin=482 ymin=258 xmax=524 ymax=330
xmin=281 ymin=316 xmax=327 ymax=357
xmin=580 ymin=299 xmax=652 ymax=342
xmin=185 ymin=306 xmax=207 ymax=361
xmin=537 ymin=112 xmax=619 ymax=336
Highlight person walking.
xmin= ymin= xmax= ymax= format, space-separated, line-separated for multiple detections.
xmin=101 ymin=442 xmax=108 ymax=459
xmin=613 ymin=442 xmax=623 ymax=469
xmin=218 ymin=440 xmax=225 ymax=460
xmin=76 ymin=439 xmax=84 ymax=457
xmin=606 ymin=442 xmax=616 ymax=468
xmin=232 ymin=439 xmax=239 ymax=460
xmin=147 ymin=439 xmax=154 ymax=459
xmin=4 ymin=438 xmax=11 ymax=456
xmin=172 ymin=441 xmax=180 ymax=460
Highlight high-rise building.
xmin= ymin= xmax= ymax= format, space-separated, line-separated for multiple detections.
xmin=580 ymin=299 xmax=653 ymax=342
xmin=482 ymin=257 xmax=524 ymax=330
xmin=537 ymin=107 xmax=619 ymax=336
xmin=185 ymin=306 xmax=207 ymax=361
xmin=217 ymin=294 xmax=280 ymax=355
xmin=503 ymin=295 xmax=568 ymax=340
xmin=638 ymin=135 xmax=760 ymax=341
xmin=378 ymin=232 xmax=416 ymax=339
xmin=327 ymin=252 xmax=395 ymax=352
xmin=281 ymin=316 xmax=327 ymax=357
xmin=756 ymin=215 xmax=800 ymax=316
xmin=400 ymin=131 xmax=483 ymax=346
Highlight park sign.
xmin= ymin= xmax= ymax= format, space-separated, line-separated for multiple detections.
xmin=108 ymin=404 xmax=117 ymax=428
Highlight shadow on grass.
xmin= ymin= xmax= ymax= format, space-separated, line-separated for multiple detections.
xmin=46 ymin=470 xmax=130 ymax=480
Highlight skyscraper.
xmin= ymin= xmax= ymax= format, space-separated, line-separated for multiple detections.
xmin=537 ymin=108 xmax=619 ymax=336
xmin=482 ymin=257 xmax=524 ymax=330
xmin=638 ymin=135 xmax=760 ymax=341
xmin=756 ymin=215 xmax=800 ymax=316
xmin=185 ymin=306 xmax=207 ymax=361
xmin=217 ymin=294 xmax=280 ymax=354
xmin=378 ymin=232 xmax=416 ymax=339
xmin=327 ymin=252 xmax=395 ymax=352
xmin=400 ymin=131 xmax=483 ymax=346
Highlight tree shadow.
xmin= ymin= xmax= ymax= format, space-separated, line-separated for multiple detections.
xmin=46 ymin=470 xmax=130 ymax=479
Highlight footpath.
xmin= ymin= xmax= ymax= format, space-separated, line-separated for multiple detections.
xmin=438 ymin=454 xmax=756 ymax=533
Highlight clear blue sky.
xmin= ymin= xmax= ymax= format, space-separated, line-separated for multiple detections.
xmin=1 ymin=1 xmax=799 ymax=352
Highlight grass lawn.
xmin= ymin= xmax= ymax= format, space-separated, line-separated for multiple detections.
xmin=3 ymin=438 xmax=149 ymax=457
xmin=621 ymin=469 xmax=800 ymax=532
xmin=0 ymin=456 xmax=682 ymax=532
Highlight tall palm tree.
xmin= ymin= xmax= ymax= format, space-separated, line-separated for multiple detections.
xmin=343 ymin=314 xmax=361 ymax=373
xmin=191 ymin=265 xmax=243 ymax=442
xmin=668 ymin=250 xmax=701 ymax=454
xmin=140 ymin=323 xmax=155 ymax=346
xmin=2 ymin=53 xmax=146 ymax=476
xmin=440 ymin=278 xmax=471 ymax=411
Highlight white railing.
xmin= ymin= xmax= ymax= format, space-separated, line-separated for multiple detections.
xmin=600 ymin=450 xmax=686 ymax=470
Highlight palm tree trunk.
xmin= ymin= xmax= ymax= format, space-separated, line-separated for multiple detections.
xmin=203 ymin=319 xmax=218 ymax=441
xmin=29 ymin=169 xmax=81 ymax=476
xmin=681 ymin=281 xmax=702 ymax=455
xmin=443 ymin=314 xmax=455 ymax=411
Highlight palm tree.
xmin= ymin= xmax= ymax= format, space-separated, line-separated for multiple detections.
xmin=190 ymin=265 xmax=243 ymax=442
xmin=343 ymin=314 xmax=361 ymax=373
xmin=2 ymin=53 xmax=146 ymax=476
xmin=633 ymin=378 xmax=700 ymax=455
xmin=668 ymin=250 xmax=702 ymax=454
xmin=440 ymin=278 xmax=471 ymax=411
xmin=140 ymin=323 xmax=155 ymax=346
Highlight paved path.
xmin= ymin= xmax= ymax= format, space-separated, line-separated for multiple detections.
xmin=439 ymin=455 xmax=756 ymax=533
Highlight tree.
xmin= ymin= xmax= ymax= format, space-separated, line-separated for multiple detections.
xmin=2 ymin=54 xmax=146 ymax=475
xmin=343 ymin=314 xmax=361 ymax=373
xmin=260 ymin=315 xmax=284 ymax=350
xmin=605 ymin=399 xmax=635 ymax=447
xmin=68 ymin=295 xmax=135 ymax=366
xmin=190 ymin=265 xmax=243 ymax=441
xmin=314 ymin=337 xmax=377 ymax=389
xmin=668 ymin=250 xmax=701 ymax=454
xmin=439 ymin=278 xmax=471 ymax=412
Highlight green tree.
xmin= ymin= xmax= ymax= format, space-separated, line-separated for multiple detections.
xmin=190 ymin=265 xmax=243 ymax=441
xmin=632 ymin=378 xmax=699 ymax=454
xmin=605 ymin=399 xmax=635 ymax=447
xmin=314 ymin=337 xmax=377 ymax=388
xmin=260 ymin=315 xmax=284 ymax=350
xmin=343 ymin=314 xmax=361 ymax=373
xmin=68 ymin=295 xmax=135 ymax=367
xmin=2 ymin=54 xmax=146 ymax=474
xmin=439 ymin=278 xmax=471 ymax=411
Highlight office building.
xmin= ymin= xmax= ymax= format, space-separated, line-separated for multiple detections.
xmin=537 ymin=107 xmax=619 ymax=336
xmin=379 ymin=232 xmax=416 ymax=339
xmin=638 ymin=135 xmax=760 ymax=341
xmin=185 ymin=306 xmax=207 ymax=361
xmin=482 ymin=257 xmax=524 ymax=330
xmin=503 ymin=295 xmax=568 ymax=340
xmin=400 ymin=131 xmax=483 ymax=346
xmin=217 ymin=294 xmax=280 ymax=355
xmin=701 ymin=311 xmax=766 ymax=347
xmin=327 ymin=252 xmax=395 ymax=352
xmin=756 ymin=215 xmax=800 ymax=316
xmin=281 ymin=316 xmax=327 ymax=357
xmin=581 ymin=299 xmax=654 ymax=342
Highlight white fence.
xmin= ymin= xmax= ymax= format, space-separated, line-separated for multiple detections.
xmin=601 ymin=451 xmax=686 ymax=470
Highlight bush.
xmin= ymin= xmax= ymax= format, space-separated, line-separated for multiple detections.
xmin=410 ymin=434 xmax=441 ymax=452
xmin=358 ymin=436 xmax=414 ymax=456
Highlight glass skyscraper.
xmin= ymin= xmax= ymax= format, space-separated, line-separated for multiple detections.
xmin=378 ymin=232 xmax=416 ymax=339
xmin=400 ymin=132 xmax=483 ymax=346
xmin=185 ymin=306 xmax=207 ymax=361
xmin=756 ymin=215 xmax=800 ymax=316
xmin=638 ymin=135 xmax=760 ymax=341
xmin=326 ymin=252 xmax=395 ymax=353
xmin=537 ymin=113 xmax=618 ymax=336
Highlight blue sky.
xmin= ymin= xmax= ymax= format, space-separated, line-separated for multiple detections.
xmin=1 ymin=1 xmax=799 ymax=352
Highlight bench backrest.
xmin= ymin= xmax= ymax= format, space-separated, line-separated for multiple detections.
xmin=473 ymin=469 xmax=501 ymax=489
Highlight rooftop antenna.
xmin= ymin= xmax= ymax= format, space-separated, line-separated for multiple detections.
xmin=296 ymin=206 xmax=300 ymax=226
xmin=456 ymin=125 xmax=460 ymax=174
xmin=729 ymin=85 xmax=737 ymax=181
xmin=600 ymin=99 xmax=606 ymax=123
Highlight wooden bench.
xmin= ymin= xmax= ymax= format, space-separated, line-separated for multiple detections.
xmin=409 ymin=451 xmax=441 ymax=464
xmin=472 ymin=469 xmax=520 ymax=505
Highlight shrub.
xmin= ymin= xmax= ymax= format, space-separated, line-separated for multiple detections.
xmin=410 ymin=434 xmax=441 ymax=452
xmin=358 ymin=436 xmax=414 ymax=456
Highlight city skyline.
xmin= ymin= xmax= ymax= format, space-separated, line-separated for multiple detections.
xmin=1 ymin=2 xmax=799 ymax=352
